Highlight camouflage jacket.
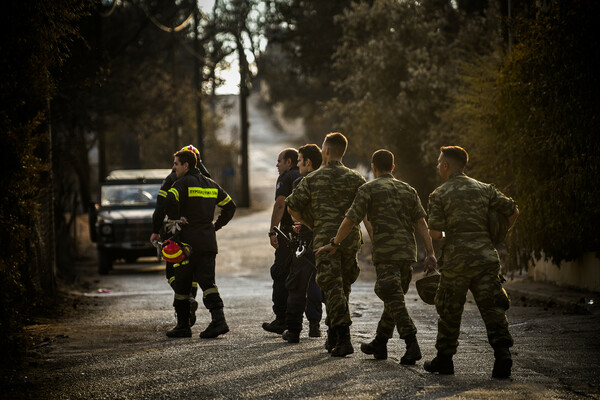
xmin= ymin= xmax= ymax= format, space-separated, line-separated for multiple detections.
xmin=427 ymin=172 xmax=517 ymax=268
xmin=285 ymin=160 xmax=366 ymax=249
xmin=346 ymin=174 xmax=426 ymax=264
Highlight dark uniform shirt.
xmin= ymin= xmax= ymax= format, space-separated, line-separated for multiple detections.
xmin=152 ymin=161 xmax=211 ymax=235
xmin=293 ymin=176 xmax=314 ymax=243
xmin=285 ymin=160 xmax=366 ymax=249
xmin=427 ymin=172 xmax=517 ymax=268
xmin=166 ymin=168 xmax=236 ymax=253
xmin=276 ymin=166 xmax=301 ymax=228
xmin=345 ymin=173 xmax=426 ymax=264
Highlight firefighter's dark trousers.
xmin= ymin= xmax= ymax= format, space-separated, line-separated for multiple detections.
xmin=166 ymin=262 xmax=198 ymax=299
xmin=173 ymin=252 xmax=223 ymax=310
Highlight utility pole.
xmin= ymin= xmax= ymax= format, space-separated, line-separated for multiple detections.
xmin=237 ymin=34 xmax=250 ymax=208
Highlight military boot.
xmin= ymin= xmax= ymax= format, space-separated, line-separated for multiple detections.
xmin=331 ymin=325 xmax=354 ymax=357
xmin=189 ymin=297 xmax=198 ymax=327
xmin=492 ymin=347 xmax=512 ymax=379
xmin=308 ymin=320 xmax=322 ymax=338
xmin=282 ymin=330 xmax=300 ymax=343
xmin=262 ymin=317 xmax=287 ymax=334
xmin=325 ymin=327 xmax=337 ymax=353
xmin=360 ymin=335 xmax=388 ymax=360
xmin=200 ymin=308 xmax=229 ymax=338
xmin=424 ymin=354 xmax=454 ymax=375
xmin=166 ymin=300 xmax=192 ymax=338
xmin=400 ymin=334 xmax=422 ymax=365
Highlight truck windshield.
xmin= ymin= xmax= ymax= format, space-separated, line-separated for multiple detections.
xmin=100 ymin=184 xmax=161 ymax=207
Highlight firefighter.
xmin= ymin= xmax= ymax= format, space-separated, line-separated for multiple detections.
xmin=164 ymin=150 xmax=236 ymax=338
xmin=150 ymin=145 xmax=211 ymax=327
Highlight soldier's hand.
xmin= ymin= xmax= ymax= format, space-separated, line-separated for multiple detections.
xmin=424 ymin=254 xmax=437 ymax=274
xmin=315 ymin=244 xmax=337 ymax=257
xmin=180 ymin=216 xmax=189 ymax=224
xmin=270 ymin=235 xmax=278 ymax=249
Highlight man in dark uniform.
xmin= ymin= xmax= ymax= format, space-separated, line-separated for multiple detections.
xmin=263 ymin=148 xmax=302 ymax=333
xmin=281 ymin=144 xmax=324 ymax=343
xmin=164 ymin=150 xmax=236 ymax=338
xmin=317 ymin=149 xmax=436 ymax=363
xmin=150 ymin=145 xmax=211 ymax=327
xmin=286 ymin=132 xmax=367 ymax=357
xmin=424 ymin=146 xmax=519 ymax=378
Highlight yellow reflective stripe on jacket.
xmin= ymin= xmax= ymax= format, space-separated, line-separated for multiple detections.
xmin=217 ymin=195 xmax=232 ymax=207
xmin=158 ymin=189 xmax=168 ymax=198
xmin=168 ymin=276 xmax=175 ymax=285
xmin=188 ymin=187 xmax=218 ymax=198
xmin=174 ymin=293 xmax=189 ymax=301
xmin=168 ymin=188 xmax=179 ymax=201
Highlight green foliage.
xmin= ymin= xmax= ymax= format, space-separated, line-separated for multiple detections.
xmin=324 ymin=0 xmax=501 ymax=197
xmin=0 ymin=0 xmax=86 ymax=362
xmin=448 ymin=0 xmax=600 ymax=264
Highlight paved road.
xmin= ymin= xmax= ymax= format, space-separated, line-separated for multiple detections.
xmin=13 ymin=95 xmax=600 ymax=399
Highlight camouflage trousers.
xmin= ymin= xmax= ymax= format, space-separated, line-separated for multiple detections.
xmin=435 ymin=262 xmax=513 ymax=356
xmin=315 ymin=247 xmax=360 ymax=328
xmin=374 ymin=261 xmax=417 ymax=339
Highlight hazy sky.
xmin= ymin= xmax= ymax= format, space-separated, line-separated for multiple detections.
xmin=197 ymin=0 xmax=241 ymax=95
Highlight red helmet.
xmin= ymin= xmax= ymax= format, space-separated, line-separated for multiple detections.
xmin=162 ymin=240 xmax=186 ymax=263
xmin=180 ymin=144 xmax=200 ymax=156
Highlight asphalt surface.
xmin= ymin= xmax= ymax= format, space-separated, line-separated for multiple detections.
xmin=12 ymin=204 xmax=600 ymax=400
xmin=8 ymin=95 xmax=600 ymax=399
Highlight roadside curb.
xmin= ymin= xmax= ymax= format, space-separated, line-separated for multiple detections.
xmin=504 ymin=279 xmax=599 ymax=315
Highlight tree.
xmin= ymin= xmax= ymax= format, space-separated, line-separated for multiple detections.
xmin=449 ymin=0 xmax=600 ymax=265
xmin=0 ymin=0 xmax=87 ymax=363
xmin=259 ymin=0 xmax=370 ymax=142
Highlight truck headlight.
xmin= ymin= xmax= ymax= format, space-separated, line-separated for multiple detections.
xmin=101 ymin=224 xmax=113 ymax=235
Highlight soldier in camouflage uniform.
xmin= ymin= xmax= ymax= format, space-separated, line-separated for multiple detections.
xmin=317 ymin=149 xmax=437 ymax=364
xmin=286 ymin=132 xmax=367 ymax=357
xmin=424 ymin=146 xmax=519 ymax=379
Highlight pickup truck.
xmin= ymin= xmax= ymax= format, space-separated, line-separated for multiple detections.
xmin=89 ymin=169 xmax=171 ymax=274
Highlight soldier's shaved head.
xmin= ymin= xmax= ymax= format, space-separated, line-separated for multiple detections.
xmin=323 ymin=132 xmax=348 ymax=158
xmin=440 ymin=146 xmax=469 ymax=170
xmin=372 ymin=149 xmax=394 ymax=172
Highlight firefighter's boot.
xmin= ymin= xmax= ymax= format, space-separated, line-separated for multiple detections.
xmin=400 ymin=334 xmax=422 ymax=365
xmin=166 ymin=300 xmax=192 ymax=338
xmin=424 ymin=354 xmax=454 ymax=375
xmin=189 ymin=297 xmax=198 ymax=327
xmin=360 ymin=335 xmax=388 ymax=360
xmin=262 ymin=317 xmax=286 ymax=334
xmin=200 ymin=308 xmax=229 ymax=338
xmin=331 ymin=325 xmax=354 ymax=357
xmin=325 ymin=326 xmax=337 ymax=353
xmin=492 ymin=347 xmax=512 ymax=379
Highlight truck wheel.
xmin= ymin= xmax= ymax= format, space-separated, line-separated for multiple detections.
xmin=98 ymin=250 xmax=113 ymax=275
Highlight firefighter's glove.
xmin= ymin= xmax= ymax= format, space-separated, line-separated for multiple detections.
xmin=166 ymin=219 xmax=187 ymax=235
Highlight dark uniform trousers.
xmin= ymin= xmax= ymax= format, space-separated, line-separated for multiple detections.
xmin=315 ymin=247 xmax=360 ymax=328
xmin=374 ymin=261 xmax=417 ymax=340
xmin=173 ymin=226 xmax=223 ymax=310
xmin=270 ymin=227 xmax=293 ymax=318
xmin=285 ymin=248 xmax=323 ymax=333
xmin=435 ymin=262 xmax=513 ymax=356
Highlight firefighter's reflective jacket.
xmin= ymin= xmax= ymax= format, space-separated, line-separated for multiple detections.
xmin=166 ymin=168 xmax=236 ymax=253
